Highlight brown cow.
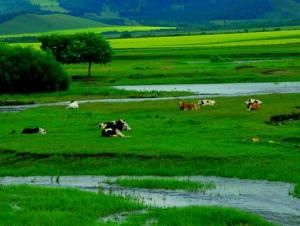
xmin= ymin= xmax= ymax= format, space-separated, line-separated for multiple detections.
xmin=179 ymin=102 xmax=199 ymax=111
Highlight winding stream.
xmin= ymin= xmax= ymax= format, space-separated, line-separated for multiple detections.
xmin=1 ymin=176 xmax=299 ymax=226
xmin=1 ymin=82 xmax=300 ymax=113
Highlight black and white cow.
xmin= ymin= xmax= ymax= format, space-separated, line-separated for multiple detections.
xmin=198 ymin=99 xmax=216 ymax=106
xmin=99 ymin=119 xmax=131 ymax=137
xmin=22 ymin=127 xmax=47 ymax=134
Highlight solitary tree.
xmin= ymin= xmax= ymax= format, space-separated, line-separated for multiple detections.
xmin=40 ymin=33 xmax=113 ymax=80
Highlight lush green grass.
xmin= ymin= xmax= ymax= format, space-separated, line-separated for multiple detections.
xmin=0 ymin=25 xmax=172 ymax=37
xmin=0 ymin=185 xmax=142 ymax=226
xmin=109 ymin=30 xmax=300 ymax=49
xmin=64 ymin=55 xmax=300 ymax=85
xmin=0 ymin=84 xmax=191 ymax=104
xmin=10 ymin=41 xmax=300 ymax=86
xmin=123 ymin=206 xmax=274 ymax=226
xmin=110 ymin=178 xmax=215 ymax=192
xmin=0 ymin=186 xmax=273 ymax=226
xmin=0 ymin=94 xmax=299 ymax=187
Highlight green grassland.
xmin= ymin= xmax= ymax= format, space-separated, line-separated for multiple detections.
xmin=109 ymin=30 xmax=300 ymax=49
xmin=0 ymin=25 xmax=172 ymax=37
xmin=0 ymin=186 xmax=273 ymax=226
xmin=111 ymin=178 xmax=215 ymax=192
xmin=1 ymin=94 xmax=299 ymax=187
xmin=0 ymin=185 xmax=142 ymax=226
xmin=124 ymin=206 xmax=274 ymax=226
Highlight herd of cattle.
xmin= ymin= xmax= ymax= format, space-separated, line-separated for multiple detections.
xmin=21 ymin=98 xmax=263 ymax=137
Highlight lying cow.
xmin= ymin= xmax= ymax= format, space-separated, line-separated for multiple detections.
xmin=198 ymin=99 xmax=216 ymax=106
xmin=22 ymin=127 xmax=47 ymax=134
xmin=245 ymin=99 xmax=263 ymax=111
xmin=99 ymin=119 xmax=131 ymax=137
xmin=66 ymin=101 xmax=79 ymax=109
xmin=179 ymin=102 xmax=199 ymax=111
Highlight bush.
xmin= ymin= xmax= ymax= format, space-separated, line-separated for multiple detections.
xmin=0 ymin=44 xmax=69 ymax=94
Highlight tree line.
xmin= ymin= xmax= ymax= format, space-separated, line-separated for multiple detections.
xmin=0 ymin=33 xmax=112 ymax=94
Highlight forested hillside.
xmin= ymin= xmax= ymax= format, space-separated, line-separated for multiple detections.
xmin=0 ymin=0 xmax=300 ymax=28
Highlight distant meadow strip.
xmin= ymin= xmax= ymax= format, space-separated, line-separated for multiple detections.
xmin=8 ymin=29 xmax=300 ymax=50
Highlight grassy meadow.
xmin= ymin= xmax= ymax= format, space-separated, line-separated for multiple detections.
xmin=0 ymin=25 xmax=173 ymax=38
xmin=1 ymin=94 xmax=299 ymax=185
xmin=1 ymin=27 xmax=300 ymax=225
xmin=0 ymin=186 xmax=273 ymax=226
xmin=124 ymin=206 xmax=274 ymax=226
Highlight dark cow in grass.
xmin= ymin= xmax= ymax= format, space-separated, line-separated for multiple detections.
xmin=99 ymin=119 xmax=131 ymax=138
xmin=22 ymin=127 xmax=47 ymax=134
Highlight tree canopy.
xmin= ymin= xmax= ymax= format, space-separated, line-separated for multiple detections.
xmin=0 ymin=44 xmax=69 ymax=93
xmin=40 ymin=33 xmax=113 ymax=79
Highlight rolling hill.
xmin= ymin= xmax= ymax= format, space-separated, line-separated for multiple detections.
xmin=0 ymin=13 xmax=107 ymax=34
xmin=0 ymin=0 xmax=300 ymax=34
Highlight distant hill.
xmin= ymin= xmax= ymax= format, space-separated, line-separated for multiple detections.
xmin=0 ymin=14 xmax=107 ymax=34
xmin=0 ymin=0 xmax=300 ymax=34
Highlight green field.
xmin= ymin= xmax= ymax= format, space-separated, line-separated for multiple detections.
xmin=109 ymin=30 xmax=300 ymax=48
xmin=0 ymin=186 xmax=273 ymax=226
xmin=0 ymin=25 xmax=173 ymax=37
xmin=1 ymin=94 xmax=299 ymax=187
xmin=1 ymin=28 xmax=300 ymax=225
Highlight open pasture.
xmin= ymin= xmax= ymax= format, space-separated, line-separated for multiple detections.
xmin=110 ymin=30 xmax=300 ymax=49
xmin=0 ymin=94 xmax=299 ymax=188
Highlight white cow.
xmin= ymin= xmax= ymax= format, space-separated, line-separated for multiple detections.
xmin=198 ymin=99 xmax=216 ymax=106
xmin=66 ymin=101 xmax=79 ymax=109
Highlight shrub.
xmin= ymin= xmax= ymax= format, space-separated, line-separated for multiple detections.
xmin=0 ymin=44 xmax=69 ymax=94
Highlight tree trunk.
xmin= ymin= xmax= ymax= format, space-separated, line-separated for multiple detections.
xmin=87 ymin=62 xmax=92 ymax=80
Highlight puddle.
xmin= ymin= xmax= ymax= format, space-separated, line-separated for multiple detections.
xmin=1 ymin=176 xmax=299 ymax=226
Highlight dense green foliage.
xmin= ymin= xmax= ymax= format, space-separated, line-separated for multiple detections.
xmin=40 ymin=33 xmax=113 ymax=78
xmin=0 ymin=45 xmax=69 ymax=93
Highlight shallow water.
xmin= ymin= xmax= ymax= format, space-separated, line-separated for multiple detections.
xmin=1 ymin=82 xmax=299 ymax=113
xmin=1 ymin=176 xmax=299 ymax=226
xmin=115 ymin=82 xmax=300 ymax=96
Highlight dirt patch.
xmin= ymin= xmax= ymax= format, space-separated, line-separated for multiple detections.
xmin=261 ymin=69 xmax=287 ymax=75
xmin=269 ymin=113 xmax=300 ymax=124
xmin=235 ymin=65 xmax=257 ymax=70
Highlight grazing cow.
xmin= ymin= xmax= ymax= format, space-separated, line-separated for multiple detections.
xmin=99 ymin=119 xmax=131 ymax=137
xmin=245 ymin=99 xmax=263 ymax=111
xmin=198 ymin=99 xmax=216 ymax=106
xmin=179 ymin=102 xmax=199 ymax=111
xmin=22 ymin=127 xmax=47 ymax=134
xmin=66 ymin=101 xmax=79 ymax=109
